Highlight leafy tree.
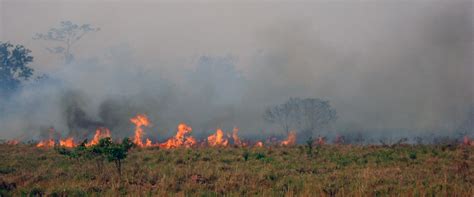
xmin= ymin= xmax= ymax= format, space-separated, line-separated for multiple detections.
xmin=264 ymin=97 xmax=337 ymax=139
xmin=106 ymin=138 xmax=133 ymax=176
xmin=33 ymin=21 xmax=99 ymax=64
xmin=89 ymin=137 xmax=133 ymax=176
xmin=0 ymin=42 xmax=34 ymax=97
xmin=57 ymin=137 xmax=133 ymax=178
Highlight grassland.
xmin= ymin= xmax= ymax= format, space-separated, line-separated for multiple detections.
xmin=0 ymin=144 xmax=473 ymax=196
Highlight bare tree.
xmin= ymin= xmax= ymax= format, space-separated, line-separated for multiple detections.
xmin=264 ymin=97 xmax=337 ymax=137
xmin=264 ymin=98 xmax=301 ymax=134
xmin=298 ymin=98 xmax=337 ymax=136
xmin=33 ymin=21 xmax=99 ymax=64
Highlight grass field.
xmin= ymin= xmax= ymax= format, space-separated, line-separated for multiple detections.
xmin=0 ymin=144 xmax=473 ymax=196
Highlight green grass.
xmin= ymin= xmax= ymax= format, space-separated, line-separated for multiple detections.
xmin=0 ymin=144 xmax=473 ymax=196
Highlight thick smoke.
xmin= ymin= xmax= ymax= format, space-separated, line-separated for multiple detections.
xmin=0 ymin=0 xmax=472 ymax=140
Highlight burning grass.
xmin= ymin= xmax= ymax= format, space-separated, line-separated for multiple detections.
xmin=2 ymin=113 xmax=473 ymax=195
xmin=0 ymin=144 xmax=473 ymax=196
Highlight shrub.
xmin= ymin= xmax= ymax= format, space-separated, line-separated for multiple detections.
xmin=242 ymin=150 xmax=250 ymax=161
xmin=305 ymin=137 xmax=314 ymax=156
xmin=255 ymin=152 xmax=266 ymax=160
xmin=29 ymin=187 xmax=44 ymax=197
xmin=0 ymin=167 xmax=15 ymax=174
xmin=409 ymin=151 xmax=417 ymax=160
xmin=56 ymin=137 xmax=133 ymax=178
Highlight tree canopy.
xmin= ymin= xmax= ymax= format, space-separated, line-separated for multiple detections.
xmin=34 ymin=21 xmax=99 ymax=64
xmin=264 ymin=97 xmax=337 ymax=139
xmin=0 ymin=42 xmax=34 ymax=97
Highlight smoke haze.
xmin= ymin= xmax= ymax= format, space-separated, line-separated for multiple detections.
xmin=0 ymin=0 xmax=473 ymax=140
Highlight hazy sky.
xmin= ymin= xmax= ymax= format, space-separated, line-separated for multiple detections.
xmin=1 ymin=0 xmax=473 ymax=139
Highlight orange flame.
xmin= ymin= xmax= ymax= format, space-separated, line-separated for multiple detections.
xmin=130 ymin=114 xmax=151 ymax=147
xmin=160 ymin=123 xmax=196 ymax=148
xmin=207 ymin=128 xmax=229 ymax=147
xmin=232 ymin=127 xmax=242 ymax=146
xmin=6 ymin=140 xmax=19 ymax=145
xmin=254 ymin=141 xmax=264 ymax=147
xmin=145 ymin=138 xmax=153 ymax=147
xmin=281 ymin=131 xmax=296 ymax=146
xmin=86 ymin=127 xmax=111 ymax=147
xmin=37 ymin=139 xmax=55 ymax=148
xmin=59 ymin=137 xmax=75 ymax=148
xmin=463 ymin=136 xmax=474 ymax=146
xmin=184 ymin=136 xmax=197 ymax=148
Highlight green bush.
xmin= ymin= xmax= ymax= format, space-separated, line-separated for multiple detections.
xmin=408 ymin=151 xmax=417 ymax=160
xmin=242 ymin=150 xmax=250 ymax=161
xmin=56 ymin=137 xmax=133 ymax=177
xmin=255 ymin=152 xmax=266 ymax=160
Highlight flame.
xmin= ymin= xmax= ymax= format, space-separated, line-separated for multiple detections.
xmin=463 ymin=136 xmax=474 ymax=146
xmin=6 ymin=140 xmax=19 ymax=145
xmin=255 ymin=141 xmax=264 ymax=147
xmin=130 ymin=114 xmax=151 ymax=147
xmin=232 ymin=127 xmax=243 ymax=146
xmin=36 ymin=127 xmax=111 ymax=148
xmin=86 ymin=127 xmax=111 ymax=147
xmin=334 ymin=135 xmax=345 ymax=144
xmin=281 ymin=131 xmax=296 ymax=146
xmin=207 ymin=128 xmax=229 ymax=147
xmin=184 ymin=136 xmax=197 ymax=148
xmin=145 ymin=138 xmax=153 ymax=147
xmin=30 ymin=113 xmax=339 ymax=149
xmin=160 ymin=123 xmax=196 ymax=148
xmin=317 ymin=136 xmax=326 ymax=145
xmin=59 ymin=137 xmax=75 ymax=148
xmin=37 ymin=139 xmax=55 ymax=148
xmin=37 ymin=127 xmax=61 ymax=148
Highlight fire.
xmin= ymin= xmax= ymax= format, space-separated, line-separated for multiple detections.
xmin=37 ymin=139 xmax=55 ymax=148
xmin=334 ymin=135 xmax=345 ymax=145
xmin=35 ymin=127 xmax=111 ymax=148
xmin=86 ymin=127 xmax=111 ymax=147
xmin=31 ymin=113 xmax=333 ymax=149
xmin=463 ymin=136 xmax=474 ymax=146
xmin=6 ymin=140 xmax=19 ymax=145
xmin=232 ymin=127 xmax=244 ymax=147
xmin=184 ymin=136 xmax=197 ymax=147
xmin=28 ymin=112 xmax=474 ymax=149
xmin=130 ymin=114 xmax=151 ymax=147
xmin=254 ymin=141 xmax=264 ymax=147
xmin=160 ymin=123 xmax=196 ymax=148
xmin=207 ymin=128 xmax=229 ymax=147
xmin=59 ymin=137 xmax=75 ymax=148
xmin=145 ymin=138 xmax=153 ymax=147
xmin=317 ymin=136 xmax=326 ymax=145
xmin=281 ymin=131 xmax=296 ymax=146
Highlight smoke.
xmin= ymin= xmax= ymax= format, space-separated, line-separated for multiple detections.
xmin=0 ymin=0 xmax=472 ymax=140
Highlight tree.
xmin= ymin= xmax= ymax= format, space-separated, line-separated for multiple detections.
xmin=264 ymin=97 xmax=337 ymax=138
xmin=106 ymin=138 xmax=133 ymax=176
xmin=264 ymin=98 xmax=301 ymax=134
xmin=57 ymin=137 xmax=133 ymax=178
xmin=0 ymin=42 xmax=34 ymax=97
xmin=33 ymin=21 xmax=99 ymax=64
xmin=298 ymin=98 xmax=337 ymax=136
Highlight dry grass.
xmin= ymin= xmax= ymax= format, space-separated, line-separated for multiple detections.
xmin=0 ymin=144 xmax=473 ymax=196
